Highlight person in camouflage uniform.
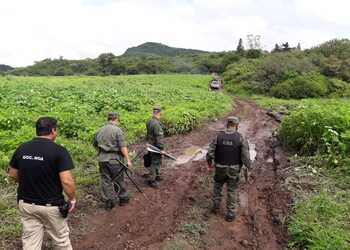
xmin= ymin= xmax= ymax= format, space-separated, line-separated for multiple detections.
xmin=206 ymin=116 xmax=251 ymax=222
xmin=146 ymin=107 xmax=165 ymax=188
xmin=93 ymin=112 xmax=132 ymax=210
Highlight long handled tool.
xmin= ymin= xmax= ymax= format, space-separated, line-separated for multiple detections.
xmin=112 ymin=158 xmax=151 ymax=202
xmin=146 ymin=144 xmax=177 ymax=161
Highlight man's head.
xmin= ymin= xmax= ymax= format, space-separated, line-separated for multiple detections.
xmin=36 ymin=117 xmax=58 ymax=140
xmin=227 ymin=116 xmax=240 ymax=130
xmin=152 ymin=106 xmax=162 ymax=119
xmin=107 ymin=112 xmax=119 ymax=124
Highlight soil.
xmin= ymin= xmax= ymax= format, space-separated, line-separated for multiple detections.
xmin=7 ymin=99 xmax=292 ymax=250
xmin=69 ymin=99 xmax=292 ymax=250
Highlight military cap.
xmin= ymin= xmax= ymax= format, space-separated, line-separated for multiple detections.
xmin=227 ymin=116 xmax=240 ymax=124
xmin=153 ymin=106 xmax=162 ymax=112
xmin=107 ymin=112 xmax=119 ymax=120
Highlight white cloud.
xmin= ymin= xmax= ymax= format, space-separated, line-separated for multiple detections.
xmin=0 ymin=0 xmax=349 ymax=66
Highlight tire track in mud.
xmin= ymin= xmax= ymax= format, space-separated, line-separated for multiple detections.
xmin=72 ymin=99 xmax=291 ymax=250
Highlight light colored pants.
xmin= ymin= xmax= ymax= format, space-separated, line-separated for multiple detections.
xmin=18 ymin=200 xmax=72 ymax=250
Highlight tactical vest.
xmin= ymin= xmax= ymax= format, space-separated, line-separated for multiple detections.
xmin=215 ymin=131 xmax=242 ymax=166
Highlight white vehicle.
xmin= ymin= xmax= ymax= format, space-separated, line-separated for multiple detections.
xmin=209 ymin=79 xmax=222 ymax=90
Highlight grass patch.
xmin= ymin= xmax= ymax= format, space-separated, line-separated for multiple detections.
xmin=288 ymin=191 xmax=350 ymax=250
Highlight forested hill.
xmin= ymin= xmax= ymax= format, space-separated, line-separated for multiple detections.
xmin=5 ymin=39 xmax=350 ymax=79
xmin=123 ymin=42 xmax=208 ymax=57
xmin=0 ymin=64 xmax=13 ymax=72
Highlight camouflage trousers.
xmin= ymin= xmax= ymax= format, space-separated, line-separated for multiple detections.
xmin=147 ymin=153 xmax=162 ymax=182
xmin=213 ymin=166 xmax=240 ymax=213
xmin=99 ymin=161 xmax=128 ymax=203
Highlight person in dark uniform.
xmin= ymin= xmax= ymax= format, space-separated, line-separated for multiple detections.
xmin=146 ymin=107 xmax=164 ymax=188
xmin=206 ymin=116 xmax=251 ymax=222
xmin=8 ymin=117 xmax=76 ymax=249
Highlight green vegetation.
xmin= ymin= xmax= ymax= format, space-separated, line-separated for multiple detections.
xmin=123 ymin=42 xmax=207 ymax=57
xmin=0 ymin=74 xmax=232 ymax=240
xmin=289 ymin=191 xmax=350 ymax=250
xmin=255 ymin=96 xmax=350 ymax=249
xmin=8 ymin=42 xmax=236 ymax=76
xmin=224 ymin=39 xmax=350 ymax=99
xmin=247 ymin=41 xmax=350 ymax=249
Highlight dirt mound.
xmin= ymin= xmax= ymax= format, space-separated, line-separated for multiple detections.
xmin=72 ymin=100 xmax=291 ymax=250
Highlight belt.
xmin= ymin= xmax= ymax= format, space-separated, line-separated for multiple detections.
xmin=20 ymin=199 xmax=63 ymax=207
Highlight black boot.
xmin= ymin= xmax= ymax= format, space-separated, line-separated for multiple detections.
xmin=147 ymin=180 xmax=159 ymax=188
xmin=155 ymin=175 xmax=163 ymax=182
xmin=211 ymin=202 xmax=220 ymax=214
xmin=225 ymin=211 xmax=236 ymax=222
xmin=119 ymin=197 xmax=129 ymax=206
xmin=104 ymin=200 xmax=115 ymax=211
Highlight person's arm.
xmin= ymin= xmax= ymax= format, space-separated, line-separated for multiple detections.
xmin=8 ymin=149 xmax=19 ymax=182
xmin=57 ymin=147 xmax=76 ymax=212
xmin=8 ymin=167 xmax=19 ymax=182
xmin=59 ymin=170 xmax=76 ymax=212
xmin=92 ymin=132 xmax=99 ymax=150
xmin=117 ymin=129 xmax=132 ymax=166
xmin=121 ymin=146 xmax=132 ymax=167
xmin=241 ymin=136 xmax=251 ymax=169
xmin=154 ymin=123 xmax=165 ymax=150
xmin=206 ymin=137 xmax=217 ymax=171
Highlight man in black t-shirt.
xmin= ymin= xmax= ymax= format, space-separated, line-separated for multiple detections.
xmin=8 ymin=117 xmax=76 ymax=250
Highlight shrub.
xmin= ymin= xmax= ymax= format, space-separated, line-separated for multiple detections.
xmin=271 ymin=72 xmax=328 ymax=99
xmin=254 ymin=52 xmax=315 ymax=93
xmin=279 ymin=100 xmax=350 ymax=155
xmin=288 ymin=192 xmax=350 ymax=250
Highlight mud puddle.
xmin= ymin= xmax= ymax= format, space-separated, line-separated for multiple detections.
xmin=173 ymin=142 xmax=257 ymax=167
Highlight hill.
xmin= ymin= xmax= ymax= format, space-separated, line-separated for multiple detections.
xmin=123 ymin=42 xmax=208 ymax=57
xmin=0 ymin=64 xmax=13 ymax=72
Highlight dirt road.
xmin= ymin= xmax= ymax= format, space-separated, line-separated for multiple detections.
xmin=72 ymin=99 xmax=291 ymax=250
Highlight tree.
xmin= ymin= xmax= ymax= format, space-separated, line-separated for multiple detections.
xmin=272 ymin=44 xmax=281 ymax=53
xmin=236 ymin=38 xmax=245 ymax=54
xmin=282 ymin=42 xmax=291 ymax=52
xmin=297 ymin=43 xmax=301 ymax=50
xmin=97 ymin=53 xmax=116 ymax=75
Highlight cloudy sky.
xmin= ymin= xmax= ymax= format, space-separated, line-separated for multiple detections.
xmin=1 ymin=0 xmax=349 ymax=67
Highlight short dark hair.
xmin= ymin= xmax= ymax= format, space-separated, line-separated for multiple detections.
xmin=36 ymin=117 xmax=57 ymax=136
xmin=153 ymin=107 xmax=162 ymax=115
xmin=107 ymin=112 xmax=119 ymax=121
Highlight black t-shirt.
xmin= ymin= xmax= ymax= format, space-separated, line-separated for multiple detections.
xmin=10 ymin=137 xmax=74 ymax=205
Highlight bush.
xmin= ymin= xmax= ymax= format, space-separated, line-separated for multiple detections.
xmin=279 ymin=100 xmax=350 ymax=155
xmin=271 ymin=72 xmax=328 ymax=99
xmin=254 ymin=52 xmax=316 ymax=93
xmin=223 ymin=59 xmax=261 ymax=94
xmin=288 ymin=192 xmax=350 ymax=250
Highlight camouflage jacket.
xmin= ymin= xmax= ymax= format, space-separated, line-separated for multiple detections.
xmin=93 ymin=121 xmax=126 ymax=162
xmin=146 ymin=117 xmax=164 ymax=150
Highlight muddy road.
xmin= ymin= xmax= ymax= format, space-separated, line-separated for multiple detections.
xmin=72 ymin=99 xmax=291 ymax=250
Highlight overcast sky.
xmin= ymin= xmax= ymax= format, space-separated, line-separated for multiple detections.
xmin=1 ymin=0 xmax=349 ymax=67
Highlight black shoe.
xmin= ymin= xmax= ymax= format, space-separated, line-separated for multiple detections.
xmin=225 ymin=211 xmax=236 ymax=222
xmin=211 ymin=203 xmax=220 ymax=215
xmin=155 ymin=176 xmax=163 ymax=182
xmin=147 ymin=180 xmax=159 ymax=188
xmin=119 ymin=197 xmax=129 ymax=206
xmin=105 ymin=200 xmax=115 ymax=211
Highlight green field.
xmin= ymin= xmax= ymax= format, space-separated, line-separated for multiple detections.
xmin=0 ymin=74 xmax=232 ymax=239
